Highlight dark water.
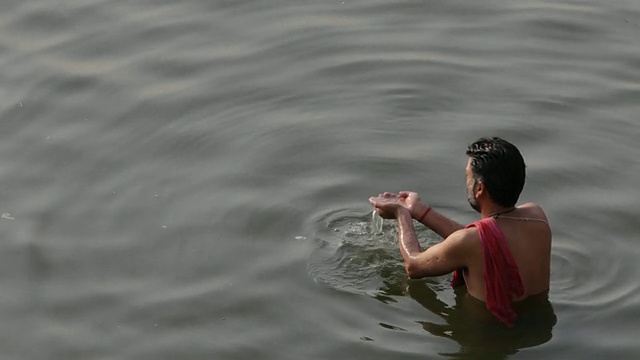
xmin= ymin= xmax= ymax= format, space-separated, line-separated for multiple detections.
xmin=1 ymin=0 xmax=639 ymax=359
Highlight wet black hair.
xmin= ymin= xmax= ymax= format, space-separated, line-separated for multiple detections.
xmin=466 ymin=137 xmax=526 ymax=207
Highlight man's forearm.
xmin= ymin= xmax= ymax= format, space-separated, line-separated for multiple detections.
xmin=418 ymin=208 xmax=464 ymax=238
xmin=396 ymin=210 xmax=423 ymax=273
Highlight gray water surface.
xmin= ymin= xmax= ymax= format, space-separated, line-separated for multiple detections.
xmin=1 ymin=0 xmax=639 ymax=359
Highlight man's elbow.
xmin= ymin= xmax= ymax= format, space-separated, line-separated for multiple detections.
xmin=404 ymin=262 xmax=424 ymax=279
xmin=404 ymin=256 xmax=446 ymax=278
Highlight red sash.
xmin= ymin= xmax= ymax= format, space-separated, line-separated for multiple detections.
xmin=451 ymin=217 xmax=524 ymax=327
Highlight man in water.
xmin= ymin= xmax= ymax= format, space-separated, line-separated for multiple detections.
xmin=369 ymin=137 xmax=551 ymax=326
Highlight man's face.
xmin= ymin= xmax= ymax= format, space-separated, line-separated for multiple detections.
xmin=466 ymin=158 xmax=480 ymax=212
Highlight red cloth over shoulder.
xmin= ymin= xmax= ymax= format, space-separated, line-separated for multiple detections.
xmin=451 ymin=217 xmax=524 ymax=327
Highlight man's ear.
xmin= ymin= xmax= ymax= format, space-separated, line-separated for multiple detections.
xmin=475 ymin=180 xmax=485 ymax=198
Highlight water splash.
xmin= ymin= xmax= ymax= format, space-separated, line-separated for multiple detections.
xmin=308 ymin=209 xmax=441 ymax=301
xmin=1 ymin=213 xmax=14 ymax=220
xmin=370 ymin=210 xmax=383 ymax=235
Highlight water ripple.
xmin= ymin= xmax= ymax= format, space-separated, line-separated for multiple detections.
xmin=551 ymin=225 xmax=640 ymax=311
xmin=308 ymin=208 xmax=446 ymax=301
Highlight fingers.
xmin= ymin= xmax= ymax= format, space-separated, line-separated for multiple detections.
xmin=369 ymin=196 xmax=389 ymax=206
xmin=370 ymin=192 xmax=407 ymax=207
xmin=399 ymin=191 xmax=417 ymax=197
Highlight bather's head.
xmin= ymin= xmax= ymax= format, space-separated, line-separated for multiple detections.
xmin=465 ymin=137 xmax=526 ymax=209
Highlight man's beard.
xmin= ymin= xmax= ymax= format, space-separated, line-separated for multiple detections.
xmin=467 ymin=179 xmax=480 ymax=213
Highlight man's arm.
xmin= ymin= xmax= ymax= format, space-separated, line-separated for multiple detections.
xmin=395 ymin=209 xmax=470 ymax=279
xmin=398 ymin=191 xmax=465 ymax=238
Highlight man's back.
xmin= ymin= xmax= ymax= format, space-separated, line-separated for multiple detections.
xmin=462 ymin=202 xmax=551 ymax=302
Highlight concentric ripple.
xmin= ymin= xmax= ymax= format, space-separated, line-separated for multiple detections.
xmin=307 ymin=208 xmax=443 ymax=301
xmin=551 ymin=226 xmax=640 ymax=310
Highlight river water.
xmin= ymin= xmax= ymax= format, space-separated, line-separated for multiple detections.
xmin=1 ymin=0 xmax=639 ymax=359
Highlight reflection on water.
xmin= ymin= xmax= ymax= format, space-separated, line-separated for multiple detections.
xmin=409 ymin=282 xmax=556 ymax=359
xmin=310 ymin=209 xmax=556 ymax=358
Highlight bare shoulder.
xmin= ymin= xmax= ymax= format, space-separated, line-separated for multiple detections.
xmin=413 ymin=226 xmax=481 ymax=277
xmin=447 ymin=226 xmax=479 ymax=241
xmin=518 ymin=202 xmax=549 ymax=221
xmin=443 ymin=227 xmax=481 ymax=252
xmin=442 ymin=227 xmax=483 ymax=271
xmin=518 ymin=202 xmax=543 ymax=211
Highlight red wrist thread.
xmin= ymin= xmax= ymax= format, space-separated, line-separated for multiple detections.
xmin=418 ymin=206 xmax=432 ymax=223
